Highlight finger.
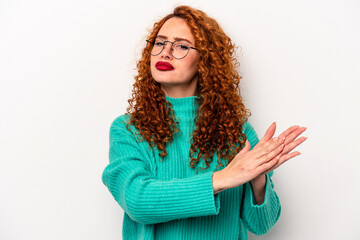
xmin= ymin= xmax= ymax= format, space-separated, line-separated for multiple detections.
xmin=257 ymin=157 xmax=279 ymax=176
xmin=264 ymin=151 xmax=301 ymax=174
xmin=283 ymin=127 xmax=307 ymax=145
xmin=256 ymin=135 xmax=285 ymax=158
xmin=257 ymin=139 xmax=285 ymax=165
xmin=277 ymin=151 xmax=301 ymax=165
xmin=281 ymin=136 xmax=307 ymax=155
xmin=238 ymin=140 xmax=251 ymax=156
xmin=258 ymin=122 xmax=277 ymax=145
xmin=278 ymin=125 xmax=300 ymax=140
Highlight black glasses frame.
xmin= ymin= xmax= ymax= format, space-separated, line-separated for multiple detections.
xmin=146 ymin=37 xmax=199 ymax=59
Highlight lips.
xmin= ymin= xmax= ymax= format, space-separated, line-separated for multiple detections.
xmin=155 ymin=61 xmax=174 ymax=71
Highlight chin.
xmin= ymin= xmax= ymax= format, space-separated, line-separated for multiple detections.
xmin=153 ymin=77 xmax=176 ymax=85
xmin=152 ymin=71 xmax=175 ymax=83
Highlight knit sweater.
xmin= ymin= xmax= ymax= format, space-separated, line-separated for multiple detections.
xmin=102 ymin=95 xmax=281 ymax=240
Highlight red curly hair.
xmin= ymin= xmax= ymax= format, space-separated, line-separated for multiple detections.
xmin=125 ymin=5 xmax=251 ymax=173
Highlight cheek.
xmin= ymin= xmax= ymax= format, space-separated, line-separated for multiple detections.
xmin=185 ymin=56 xmax=199 ymax=73
xmin=150 ymin=56 xmax=154 ymax=69
xmin=150 ymin=56 xmax=156 ymax=75
xmin=179 ymin=60 xmax=198 ymax=81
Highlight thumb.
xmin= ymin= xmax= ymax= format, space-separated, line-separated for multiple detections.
xmin=239 ymin=140 xmax=251 ymax=155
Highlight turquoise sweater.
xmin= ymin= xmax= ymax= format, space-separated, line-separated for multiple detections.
xmin=102 ymin=95 xmax=281 ymax=240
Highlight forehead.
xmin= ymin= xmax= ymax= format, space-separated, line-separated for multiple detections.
xmin=157 ymin=17 xmax=195 ymax=43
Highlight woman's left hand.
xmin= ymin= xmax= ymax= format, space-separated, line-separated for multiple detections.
xmin=251 ymin=125 xmax=307 ymax=183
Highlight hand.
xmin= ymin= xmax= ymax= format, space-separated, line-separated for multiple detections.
xmin=252 ymin=123 xmax=307 ymax=181
xmin=220 ymin=122 xmax=307 ymax=190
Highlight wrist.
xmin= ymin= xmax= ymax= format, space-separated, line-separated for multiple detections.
xmin=250 ymin=175 xmax=266 ymax=205
xmin=212 ymin=170 xmax=228 ymax=195
xmin=251 ymin=174 xmax=266 ymax=186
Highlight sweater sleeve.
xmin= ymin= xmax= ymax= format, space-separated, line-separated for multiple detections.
xmin=101 ymin=116 xmax=221 ymax=225
xmin=240 ymin=121 xmax=281 ymax=235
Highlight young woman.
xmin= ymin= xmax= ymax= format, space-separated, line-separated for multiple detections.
xmin=102 ymin=5 xmax=307 ymax=240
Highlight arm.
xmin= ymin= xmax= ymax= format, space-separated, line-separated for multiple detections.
xmin=212 ymin=121 xmax=265 ymax=197
xmin=250 ymin=174 xmax=266 ymax=205
xmin=241 ymin=171 xmax=281 ymax=235
xmin=240 ymin=122 xmax=281 ymax=235
xmin=101 ymin=116 xmax=221 ymax=225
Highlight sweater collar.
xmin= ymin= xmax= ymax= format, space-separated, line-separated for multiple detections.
xmin=165 ymin=95 xmax=200 ymax=121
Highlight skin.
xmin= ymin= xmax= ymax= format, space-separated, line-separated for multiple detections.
xmin=150 ymin=17 xmax=200 ymax=98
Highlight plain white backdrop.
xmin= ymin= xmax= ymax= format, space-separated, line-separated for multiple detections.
xmin=1 ymin=0 xmax=359 ymax=239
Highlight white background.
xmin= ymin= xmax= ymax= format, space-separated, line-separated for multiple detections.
xmin=1 ymin=0 xmax=359 ymax=239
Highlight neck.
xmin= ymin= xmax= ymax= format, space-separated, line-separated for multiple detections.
xmin=165 ymin=95 xmax=200 ymax=124
xmin=160 ymin=75 xmax=199 ymax=98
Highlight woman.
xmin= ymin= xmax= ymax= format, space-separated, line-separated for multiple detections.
xmin=102 ymin=5 xmax=307 ymax=240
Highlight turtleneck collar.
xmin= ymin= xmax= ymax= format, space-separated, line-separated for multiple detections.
xmin=165 ymin=95 xmax=200 ymax=122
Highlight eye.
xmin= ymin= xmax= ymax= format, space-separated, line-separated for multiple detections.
xmin=174 ymin=41 xmax=190 ymax=51
xmin=155 ymin=41 xmax=165 ymax=46
xmin=179 ymin=45 xmax=189 ymax=50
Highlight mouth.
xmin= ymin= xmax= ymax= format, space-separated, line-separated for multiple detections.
xmin=155 ymin=61 xmax=174 ymax=71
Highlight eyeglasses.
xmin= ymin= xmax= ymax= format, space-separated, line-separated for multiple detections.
xmin=146 ymin=37 xmax=199 ymax=59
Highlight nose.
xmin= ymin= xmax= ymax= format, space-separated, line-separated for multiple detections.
xmin=160 ymin=42 xmax=173 ymax=59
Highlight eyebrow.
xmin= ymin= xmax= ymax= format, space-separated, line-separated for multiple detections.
xmin=156 ymin=35 xmax=194 ymax=45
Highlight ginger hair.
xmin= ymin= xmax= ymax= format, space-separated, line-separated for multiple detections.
xmin=125 ymin=5 xmax=251 ymax=173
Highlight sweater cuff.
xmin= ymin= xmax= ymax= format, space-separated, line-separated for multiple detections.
xmin=205 ymin=171 xmax=221 ymax=215
xmin=169 ymin=171 xmax=220 ymax=217
xmin=123 ymin=170 xmax=221 ymax=224
xmin=248 ymin=173 xmax=279 ymax=210
xmin=242 ymin=173 xmax=281 ymax=235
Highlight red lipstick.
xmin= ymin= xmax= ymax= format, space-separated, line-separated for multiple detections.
xmin=155 ymin=61 xmax=174 ymax=71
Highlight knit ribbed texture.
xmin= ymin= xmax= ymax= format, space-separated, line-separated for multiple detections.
xmin=102 ymin=95 xmax=281 ymax=240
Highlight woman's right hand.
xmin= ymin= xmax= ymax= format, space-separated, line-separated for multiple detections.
xmin=216 ymin=122 xmax=306 ymax=191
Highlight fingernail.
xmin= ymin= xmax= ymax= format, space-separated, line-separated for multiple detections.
xmin=273 ymin=137 xmax=278 ymax=141
xmin=280 ymin=137 xmax=285 ymax=143
xmin=278 ymin=144 xmax=284 ymax=150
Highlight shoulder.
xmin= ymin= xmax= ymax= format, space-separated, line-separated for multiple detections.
xmin=110 ymin=114 xmax=131 ymax=129
xmin=109 ymin=114 xmax=139 ymax=142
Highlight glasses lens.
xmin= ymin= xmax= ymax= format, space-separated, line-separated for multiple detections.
xmin=147 ymin=37 xmax=164 ymax=56
xmin=172 ymin=40 xmax=190 ymax=59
